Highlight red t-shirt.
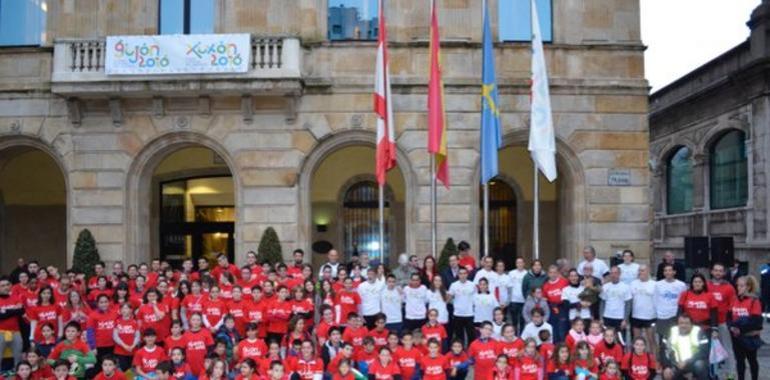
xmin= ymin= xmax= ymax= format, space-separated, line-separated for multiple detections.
xmin=458 ymin=256 xmax=476 ymax=271
xmin=0 ymin=294 xmax=23 ymax=331
xmin=421 ymin=323 xmax=447 ymax=345
xmin=93 ymin=371 xmax=127 ymax=380
xmin=61 ymin=305 xmax=92 ymax=331
xmin=678 ymin=291 xmax=716 ymax=325
xmin=164 ymin=335 xmax=185 ymax=354
xmin=421 ymin=354 xmax=449 ymax=380
xmin=87 ymin=309 xmax=118 ymax=348
xmin=539 ymin=342 xmax=555 ymax=361
xmin=236 ymin=338 xmax=268 ymax=363
xmin=468 ymin=339 xmax=498 ymax=379
xmin=113 ymin=318 xmax=139 ymax=356
xmin=29 ymin=364 xmax=54 ymax=380
xmin=212 ymin=264 xmax=240 ymax=282
xmin=394 ymin=347 xmax=423 ymax=380
xmin=593 ymin=341 xmax=624 ymax=368
xmin=517 ymin=355 xmax=542 ymax=380
xmin=707 ymin=281 xmax=736 ymax=324
xmin=247 ymin=300 xmax=267 ymax=338
xmin=621 ymin=352 xmax=656 ymax=380
xmin=444 ymin=351 xmax=469 ymax=371
xmin=315 ymin=320 xmax=336 ymax=346
xmin=599 ymin=372 xmax=622 ymax=380
xmin=183 ymin=329 xmax=215 ymax=375
xmin=266 ymin=299 xmax=292 ymax=334
xmin=226 ymin=299 xmax=249 ymax=335
xmin=202 ymin=298 xmax=227 ymax=328
xmin=288 ymin=356 xmax=324 ymax=380
xmin=496 ymin=339 xmax=525 ymax=366
xmin=334 ymin=290 xmax=361 ymax=323
xmin=368 ymin=360 xmax=401 ymax=380
xmin=181 ymin=294 xmax=206 ymax=320
xmin=291 ymin=298 xmax=315 ymax=329
xmin=542 ymin=277 xmax=569 ymax=306
xmin=341 ymin=326 xmax=367 ymax=351
xmin=492 ymin=366 xmax=514 ymax=380
xmin=369 ymin=328 xmax=390 ymax=348
xmin=546 ymin=360 xmax=573 ymax=377
xmin=27 ymin=304 xmax=61 ymax=341
xmin=136 ymin=303 xmax=170 ymax=340
xmin=730 ymin=296 xmax=762 ymax=320
xmin=132 ymin=345 xmax=168 ymax=373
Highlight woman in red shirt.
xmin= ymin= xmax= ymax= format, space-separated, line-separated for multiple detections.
xmin=368 ymin=347 xmax=402 ymax=380
xmin=266 ymin=286 xmax=292 ymax=343
xmin=203 ymin=285 xmax=227 ymax=332
xmin=677 ymin=273 xmax=717 ymax=330
xmin=61 ymin=290 xmax=91 ymax=332
xmin=86 ymin=295 xmax=117 ymax=361
xmin=112 ymin=303 xmax=139 ymax=372
xmin=181 ymin=280 xmax=205 ymax=329
xmin=290 ymin=287 xmax=314 ymax=332
xmin=182 ymin=313 xmax=215 ymax=376
xmin=728 ymin=275 xmax=764 ymax=380
xmin=86 ymin=276 xmax=113 ymax=307
xmin=282 ymin=316 xmax=310 ymax=351
xmin=27 ymin=286 xmax=61 ymax=342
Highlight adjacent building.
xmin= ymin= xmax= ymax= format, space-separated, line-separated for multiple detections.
xmin=0 ymin=0 xmax=648 ymax=271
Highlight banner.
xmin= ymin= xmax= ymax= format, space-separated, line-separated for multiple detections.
xmin=105 ymin=34 xmax=251 ymax=75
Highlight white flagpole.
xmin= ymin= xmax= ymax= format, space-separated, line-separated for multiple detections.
xmin=431 ymin=156 xmax=437 ymax=258
xmin=533 ymin=162 xmax=540 ymax=260
xmin=483 ymin=183 xmax=490 ymax=257
xmin=379 ymin=184 xmax=385 ymax=261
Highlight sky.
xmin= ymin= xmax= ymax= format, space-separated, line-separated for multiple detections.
xmin=642 ymin=0 xmax=760 ymax=92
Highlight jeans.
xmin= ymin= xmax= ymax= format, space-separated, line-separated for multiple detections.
xmin=670 ymin=359 xmax=708 ymax=380
xmin=0 ymin=331 xmax=22 ymax=370
xmin=508 ymin=302 xmax=525 ymax=334
xmin=732 ymin=335 xmax=760 ymax=380
xmin=452 ymin=316 xmax=475 ymax=347
xmin=385 ymin=322 xmax=402 ymax=336
xmin=403 ymin=318 xmax=426 ymax=333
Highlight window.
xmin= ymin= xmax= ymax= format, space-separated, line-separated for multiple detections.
xmin=0 ymin=0 xmax=47 ymax=46
xmin=342 ymin=181 xmax=391 ymax=262
xmin=666 ymin=146 xmax=693 ymax=214
xmin=499 ymin=0 xmax=552 ymax=42
xmin=710 ymin=130 xmax=748 ymax=209
xmin=328 ymin=0 xmax=378 ymax=41
xmin=159 ymin=0 xmax=214 ymax=35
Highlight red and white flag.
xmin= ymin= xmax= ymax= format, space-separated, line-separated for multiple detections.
xmin=374 ymin=0 xmax=396 ymax=185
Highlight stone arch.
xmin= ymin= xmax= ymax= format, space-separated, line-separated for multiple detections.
xmin=125 ymin=131 xmax=242 ymax=265
xmin=469 ymin=131 xmax=587 ymax=264
xmin=0 ymin=136 xmax=72 ymax=267
xmin=297 ymin=130 xmax=418 ymax=260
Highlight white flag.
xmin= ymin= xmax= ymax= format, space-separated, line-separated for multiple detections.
xmin=528 ymin=0 xmax=557 ymax=182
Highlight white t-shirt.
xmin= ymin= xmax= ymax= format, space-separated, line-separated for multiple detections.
xmin=600 ymin=281 xmax=632 ymax=319
xmin=507 ymin=269 xmax=528 ymax=303
xmin=448 ymin=280 xmax=476 ymax=317
xmin=427 ymin=290 xmax=449 ymax=324
xmin=495 ymin=272 xmax=511 ymax=305
xmin=473 ymin=292 xmax=499 ymax=323
xmin=561 ymin=284 xmax=590 ymax=320
xmin=654 ymin=279 xmax=687 ymax=319
xmin=521 ymin=321 xmax=553 ymax=344
xmin=380 ymin=287 xmax=404 ymax=324
xmin=630 ymin=279 xmax=656 ymax=320
xmin=473 ymin=269 xmax=499 ymax=296
xmin=403 ymin=285 xmax=429 ymax=320
xmin=619 ymin=263 xmax=640 ymax=284
xmin=357 ymin=280 xmax=385 ymax=316
xmin=577 ymin=258 xmax=610 ymax=277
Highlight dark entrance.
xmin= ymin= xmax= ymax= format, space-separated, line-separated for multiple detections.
xmin=479 ymin=180 xmax=517 ymax=268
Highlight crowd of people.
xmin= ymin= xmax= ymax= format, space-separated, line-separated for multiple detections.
xmin=0 ymin=242 xmax=763 ymax=380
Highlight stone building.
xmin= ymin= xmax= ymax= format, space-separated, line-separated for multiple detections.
xmin=0 ymin=0 xmax=648 ymax=271
xmin=650 ymin=1 xmax=770 ymax=273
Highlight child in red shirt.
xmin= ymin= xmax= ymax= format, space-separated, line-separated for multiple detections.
xmin=51 ymin=360 xmax=76 ymax=380
xmin=621 ymin=337 xmax=657 ymax=380
xmin=468 ymin=322 xmax=498 ymax=380
xmin=421 ymin=309 xmax=448 ymax=348
xmin=444 ymin=340 xmax=470 ymax=380
xmin=334 ymin=278 xmax=361 ymax=325
xmin=341 ymin=313 xmax=367 ymax=353
xmin=420 ymin=339 xmax=449 ymax=380
xmin=266 ymin=286 xmax=293 ymax=342
xmin=394 ymin=332 xmax=423 ymax=380
xmin=331 ymin=358 xmax=356 ymax=380
xmin=516 ymin=339 xmax=543 ymax=380
xmin=593 ymin=328 xmax=624 ymax=370
xmin=113 ymin=303 xmax=139 ymax=371
xmin=132 ymin=328 xmax=168 ymax=378
xmin=572 ymin=341 xmax=599 ymax=380
xmin=538 ymin=330 xmax=555 ymax=361
xmin=546 ymin=344 xmax=573 ymax=379
xmin=93 ymin=356 xmax=127 ymax=380
xmin=491 ymin=354 xmax=514 ymax=380
xmin=599 ymin=359 xmax=622 ymax=380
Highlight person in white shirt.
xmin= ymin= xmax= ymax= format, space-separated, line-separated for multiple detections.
xmin=427 ymin=275 xmax=449 ymax=325
xmin=577 ymin=245 xmax=610 ymax=279
xmin=403 ymin=273 xmax=429 ymax=332
xmin=618 ymin=249 xmax=640 ymax=284
xmin=494 ymin=260 xmax=511 ymax=307
xmin=561 ymin=269 xmax=589 ymax=321
xmin=653 ymin=263 xmax=687 ymax=348
xmin=318 ymin=249 xmax=342 ymax=278
xmin=473 ymin=277 xmax=500 ymax=324
xmin=447 ymin=267 xmax=476 ymax=346
xmin=380 ymin=274 xmax=404 ymax=334
xmin=507 ymin=257 xmax=528 ymax=332
xmin=629 ymin=264 xmax=656 ymax=353
xmin=357 ymin=267 xmax=385 ymax=329
xmin=521 ymin=308 xmax=553 ymax=345
xmin=472 ymin=256 xmax=499 ymax=296
xmin=600 ymin=266 xmax=632 ymax=340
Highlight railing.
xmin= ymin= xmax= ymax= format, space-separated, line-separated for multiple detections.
xmin=52 ymin=36 xmax=301 ymax=85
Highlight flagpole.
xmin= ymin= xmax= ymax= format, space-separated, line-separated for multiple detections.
xmin=430 ymin=156 xmax=437 ymax=258
xmin=483 ymin=182 xmax=490 ymax=257
xmin=533 ymin=162 xmax=540 ymax=260
xmin=379 ymin=184 xmax=385 ymax=261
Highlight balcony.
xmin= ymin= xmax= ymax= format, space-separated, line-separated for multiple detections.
xmin=51 ymin=36 xmax=302 ymax=97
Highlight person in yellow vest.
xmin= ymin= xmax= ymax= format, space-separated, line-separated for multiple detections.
xmin=661 ymin=314 xmax=709 ymax=380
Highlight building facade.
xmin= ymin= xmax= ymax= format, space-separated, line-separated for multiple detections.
xmin=0 ymin=0 xmax=648 ymax=271
xmin=650 ymin=1 xmax=770 ymax=273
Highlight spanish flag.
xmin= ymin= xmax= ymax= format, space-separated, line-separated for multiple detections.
xmin=427 ymin=0 xmax=449 ymax=188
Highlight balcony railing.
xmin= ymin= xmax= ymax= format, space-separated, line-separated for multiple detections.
xmin=51 ymin=36 xmax=301 ymax=93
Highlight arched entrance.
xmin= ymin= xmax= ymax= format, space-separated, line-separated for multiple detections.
xmin=472 ymin=134 xmax=587 ymax=266
xmin=478 ymin=179 xmax=520 ymax=268
xmin=308 ymin=145 xmax=406 ymax=266
xmin=126 ymin=133 xmax=241 ymax=266
xmin=0 ymin=144 xmax=67 ymax=271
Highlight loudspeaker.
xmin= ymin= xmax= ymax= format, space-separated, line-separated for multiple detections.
xmin=710 ymin=237 xmax=735 ymax=267
xmin=684 ymin=237 xmax=710 ymax=268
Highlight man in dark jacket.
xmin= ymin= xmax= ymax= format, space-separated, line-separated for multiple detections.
xmin=521 ymin=260 xmax=547 ymax=299
xmin=656 ymin=250 xmax=686 ymax=282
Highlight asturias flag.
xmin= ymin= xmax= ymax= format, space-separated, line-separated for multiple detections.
xmin=528 ymin=0 xmax=557 ymax=182
xmin=374 ymin=0 xmax=396 ymax=186
xmin=480 ymin=0 xmax=501 ymax=185
xmin=428 ymin=0 xmax=449 ymax=188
